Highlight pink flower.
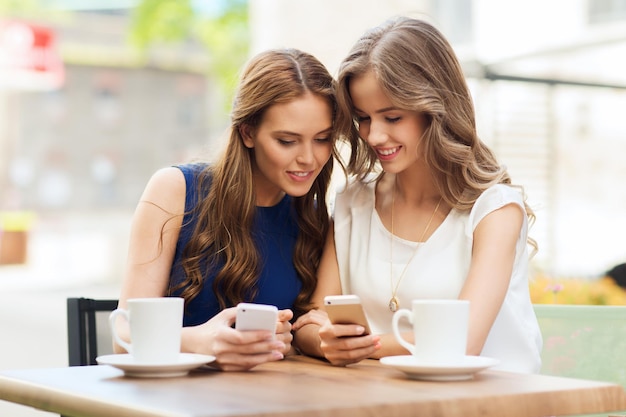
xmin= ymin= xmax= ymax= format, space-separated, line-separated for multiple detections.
xmin=545 ymin=283 xmax=564 ymax=294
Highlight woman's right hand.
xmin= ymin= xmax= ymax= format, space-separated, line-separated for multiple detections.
xmin=317 ymin=319 xmax=381 ymax=367
xmin=184 ymin=307 xmax=286 ymax=371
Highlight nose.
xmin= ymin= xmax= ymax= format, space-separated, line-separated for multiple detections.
xmin=363 ymin=119 xmax=387 ymax=146
xmin=296 ymin=142 xmax=315 ymax=165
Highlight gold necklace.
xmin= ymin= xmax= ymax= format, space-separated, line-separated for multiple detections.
xmin=389 ymin=181 xmax=442 ymax=312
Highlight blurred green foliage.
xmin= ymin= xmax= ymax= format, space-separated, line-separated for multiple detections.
xmin=130 ymin=0 xmax=249 ymax=103
xmin=0 ymin=0 xmax=35 ymax=14
xmin=0 ymin=0 xmax=74 ymax=21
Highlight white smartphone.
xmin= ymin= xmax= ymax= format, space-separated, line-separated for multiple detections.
xmin=323 ymin=295 xmax=371 ymax=335
xmin=235 ymin=303 xmax=278 ymax=338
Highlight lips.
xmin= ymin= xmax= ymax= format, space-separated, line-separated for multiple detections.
xmin=287 ymin=171 xmax=314 ymax=182
xmin=376 ymin=146 xmax=400 ymax=160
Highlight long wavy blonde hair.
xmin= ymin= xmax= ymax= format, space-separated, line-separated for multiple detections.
xmin=336 ymin=17 xmax=536 ymax=249
xmin=173 ymin=49 xmax=339 ymax=316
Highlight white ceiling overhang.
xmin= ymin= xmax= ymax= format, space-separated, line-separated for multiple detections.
xmin=464 ymin=31 xmax=626 ymax=90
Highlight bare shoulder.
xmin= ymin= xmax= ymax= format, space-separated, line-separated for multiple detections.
xmin=140 ymin=167 xmax=186 ymax=215
xmin=493 ymin=202 xmax=524 ymax=222
xmin=148 ymin=166 xmax=186 ymax=189
xmin=476 ymin=203 xmax=524 ymax=242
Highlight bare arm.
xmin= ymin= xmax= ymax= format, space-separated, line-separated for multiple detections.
xmin=113 ymin=166 xmax=187 ymax=352
xmin=120 ymin=167 xmax=186 ymax=300
xmin=292 ymin=221 xmax=342 ymax=358
xmin=459 ymin=203 xmax=524 ymax=355
xmin=293 ymin=221 xmax=381 ymax=365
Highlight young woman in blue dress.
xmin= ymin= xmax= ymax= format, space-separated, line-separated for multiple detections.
xmin=114 ymin=48 xmax=339 ymax=371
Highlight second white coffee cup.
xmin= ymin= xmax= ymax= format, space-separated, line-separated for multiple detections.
xmin=392 ymin=299 xmax=469 ymax=363
xmin=109 ymin=297 xmax=184 ymax=364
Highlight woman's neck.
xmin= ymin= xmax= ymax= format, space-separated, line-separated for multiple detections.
xmin=392 ymin=171 xmax=439 ymax=206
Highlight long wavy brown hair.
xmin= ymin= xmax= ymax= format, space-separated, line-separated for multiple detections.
xmin=172 ymin=49 xmax=339 ymax=317
xmin=336 ymin=17 xmax=536 ymax=251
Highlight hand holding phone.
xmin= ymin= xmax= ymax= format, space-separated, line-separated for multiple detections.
xmin=235 ymin=303 xmax=279 ymax=339
xmin=324 ymin=295 xmax=371 ymax=335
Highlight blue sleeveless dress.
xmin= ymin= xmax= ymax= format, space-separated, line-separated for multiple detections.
xmin=169 ymin=163 xmax=302 ymax=326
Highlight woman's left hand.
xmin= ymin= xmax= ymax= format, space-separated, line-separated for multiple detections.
xmin=292 ymin=308 xmax=328 ymax=330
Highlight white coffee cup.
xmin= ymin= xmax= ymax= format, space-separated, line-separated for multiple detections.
xmin=392 ymin=299 xmax=469 ymax=363
xmin=109 ymin=297 xmax=184 ymax=364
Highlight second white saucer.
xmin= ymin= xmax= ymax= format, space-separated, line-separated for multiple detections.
xmin=380 ymin=355 xmax=500 ymax=381
xmin=96 ymin=353 xmax=216 ymax=378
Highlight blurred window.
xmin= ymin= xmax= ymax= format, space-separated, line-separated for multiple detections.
xmin=588 ymin=0 xmax=626 ymax=23
xmin=432 ymin=0 xmax=474 ymax=45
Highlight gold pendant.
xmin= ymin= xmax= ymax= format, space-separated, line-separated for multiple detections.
xmin=389 ymin=296 xmax=399 ymax=312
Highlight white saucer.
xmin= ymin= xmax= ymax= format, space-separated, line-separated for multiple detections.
xmin=96 ymin=353 xmax=216 ymax=378
xmin=380 ymin=355 xmax=500 ymax=381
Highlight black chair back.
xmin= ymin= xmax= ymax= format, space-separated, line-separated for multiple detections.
xmin=67 ymin=297 xmax=118 ymax=366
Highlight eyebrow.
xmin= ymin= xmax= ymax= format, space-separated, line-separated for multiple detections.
xmin=353 ymin=106 xmax=399 ymax=114
xmin=273 ymin=126 xmax=333 ymax=138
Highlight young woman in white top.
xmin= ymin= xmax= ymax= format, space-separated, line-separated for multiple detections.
xmin=293 ymin=17 xmax=542 ymax=373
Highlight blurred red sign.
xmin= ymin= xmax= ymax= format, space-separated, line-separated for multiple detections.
xmin=0 ymin=20 xmax=65 ymax=90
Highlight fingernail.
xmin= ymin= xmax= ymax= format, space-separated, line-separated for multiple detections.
xmin=355 ymin=326 xmax=365 ymax=334
xmin=272 ymin=351 xmax=284 ymax=360
xmin=272 ymin=341 xmax=285 ymax=350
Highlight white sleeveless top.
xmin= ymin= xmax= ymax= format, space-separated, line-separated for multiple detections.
xmin=333 ymin=179 xmax=542 ymax=373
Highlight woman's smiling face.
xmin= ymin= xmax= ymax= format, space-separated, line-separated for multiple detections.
xmin=242 ymin=91 xmax=333 ymax=206
xmin=349 ymin=70 xmax=428 ymax=174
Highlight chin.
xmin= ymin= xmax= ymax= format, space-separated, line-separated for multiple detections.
xmin=286 ymin=184 xmax=314 ymax=198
